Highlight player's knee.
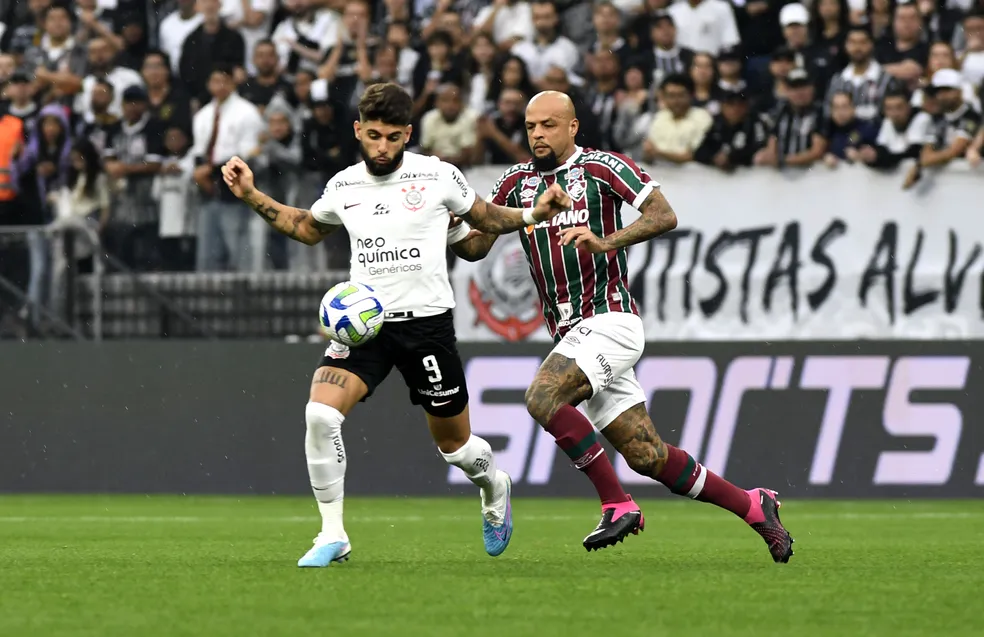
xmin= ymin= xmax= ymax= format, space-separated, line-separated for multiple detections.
xmin=524 ymin=383 xmax=558 ymax=425
xmin=305 ymin=402 xmax=345 ymax=454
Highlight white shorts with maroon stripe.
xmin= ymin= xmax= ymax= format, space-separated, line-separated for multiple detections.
xmin=551 ymin=312 xmax=646 ymax=430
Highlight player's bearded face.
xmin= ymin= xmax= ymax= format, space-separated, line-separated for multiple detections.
xmin=531 ymin=143 xmax=560 ymax=171
xmin=358 ymin=124 xmax=407 ymax=176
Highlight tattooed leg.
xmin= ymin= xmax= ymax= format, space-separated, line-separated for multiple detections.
xmin=604 ymin=402 xmax=753 ymax=518
xmin=301 ymin=367 xmax=369 ymax=560
xmin=525 ymin=354 xmax=629 ymax=505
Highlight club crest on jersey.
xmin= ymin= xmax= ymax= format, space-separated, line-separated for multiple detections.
xmin=566 ymin=167 xmax=587 ymax=202
xmin=401 ymin=184 xmax=426 ymax=211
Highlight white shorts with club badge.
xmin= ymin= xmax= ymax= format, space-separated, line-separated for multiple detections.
xmin=551 ymin=312 xmax=647 ymax=430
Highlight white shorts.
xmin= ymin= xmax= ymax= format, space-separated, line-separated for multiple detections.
xmin=551 ymin=312 xmax=646 ymax=430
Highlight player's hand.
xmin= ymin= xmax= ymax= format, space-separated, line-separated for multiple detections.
xmin=966 ymin=146 xmax=982 ymax=168
xmin=532 ymin=182 xmax=571 ymax=222
xmin=448 ymin=211 xmax=464 ymax=229
xmin=558 ymin=226 xmax=610 ymax=253
xmin=221 ymin=156 xmax=255 ymax=199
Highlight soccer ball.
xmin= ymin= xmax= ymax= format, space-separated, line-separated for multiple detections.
xmin=319 ymin=281 xmax=385 ymax=346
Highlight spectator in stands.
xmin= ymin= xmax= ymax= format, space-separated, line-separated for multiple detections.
xmin=76 ymin=78 xmax=120 ymax=156
xmin=103 ymin=86 xmax=165 ymax=271
xmin=24 ymin=5 xmax=87 ymax=105
xmin=468 ymin=32 xmax=498 ymax=114
xmin=142 ymin=50 xmax=193 ymax=138
xmin=762 ymin=46 xmax=798 ymax=113
xmin=74 ymin=0 xmax=123 ymax=51
xmin=354 ymin=43 xmax=400 ymax=103
xmin=911 ymin=41 xmax=981 ymax=111
xmin=154 ymin=126 xmax=197 ymax=272
xmin=825 ymin=25 xmax=899 ymax=121
xmin=220 ymin=0 xmax=275 ymax=76
xmin=917 ymin=0 xmax=962 ymax=44
xmin=855 ymin=88 xmax=923 ymax=167
xmin=966 ymin=118 xmax=984 ymax=165
xmin=477 ymin=87 xmax=531 ymax=164
xmin=823 ymin=90 xmax=879 ymax=166
xmin=272 ymin=0 xmax=341 ymax=78
xmin=115 ymin=11 xmax=151 ymax=71
xmin=288 ymin=68 xmax=315 ymax=121
xmin=778 ymin=3 xmax=835 ymax=94
xmin=612 ymin=63 xmax=655 ymax=160
xmin=585 ymin=50 xmax=622 ymax=150
xmin=810 ymin=0 xmax=851 ymax=71
xmin=755 ymin=68 xmax=829 ymax=168
xmin=690 ymin=52 xmax=721 ymax=115
xmin=694 ymin=89 xmax=769 ymax=171
xmin=666 ymin=0 xmax=741 ymax=57
xmin=487 ymin=55 xmax=537 ymax=111
xmin=875 ymin=2 xmax=929 ymax=85
xmin=77 ymin=36 xmax=144 ymax=121
xmin=716 ymin=48 xmax=746 ymax=94
xmin=384 ymin=21 xmax=420 ymax=91
xmin=512 ymin=1 xmax=580 ymax=83
xmin=253 ymin=102 xmax=301 ymax=271
xmin=48 ymin=139 xmax=108 ymax=315
xmin=586 ymin=2 xmax=629 ymax=64
xmin=319 ymin=0 xmax=376 ymax=111
xmin=191 ymin=64 xmax=264 ymax=272
xmin=0 ymin=53 xmax=15 ymax=85
xmin=865 ymin=0 xmax=895 ymax=42
xmin=421 ymin=84 xmax=479 ymax=168
xmin=412 ymin=30 xmax=465 ymax=120
xmin=732 ymin=1 xmax=783 ymax=89
xmin=642 ymin=73 xmax=712 ymax=164
xmin=179 ymin=0 xmax=247 ymax=107
xmin=914 ymin=68 xmax=980 ymax=167
xmin=239 ymin=39 xmax=293 ymax=113
xmin=7 ymin=0 xmax=50 ymax=57
xmin=959 ymin=9 xmax=984 ymax=87
xmin=474 ymin=0 xmax=534 ymax=50
xmin=158 ymin=0 xmax=201 ymax=75
xmin=539 ymin=64 xmax=603 ymax=149
xmin=429 ymin=8 xmax=471 ymax=62
xmin=640 ymin=12 xmax=694 ymax=95
xmin=4 ymin=71 xmax=39 ymax=135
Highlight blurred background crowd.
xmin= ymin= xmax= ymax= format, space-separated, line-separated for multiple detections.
xmin=0 ymin=0 xmax=982 ymax=318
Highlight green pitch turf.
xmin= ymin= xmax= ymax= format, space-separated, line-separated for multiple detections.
xmin=0 ymin=497 xmax=981 ymax=637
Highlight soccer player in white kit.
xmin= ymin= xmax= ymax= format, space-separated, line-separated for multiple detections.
xmin=220 ymin=83 xmax=570 ymax=567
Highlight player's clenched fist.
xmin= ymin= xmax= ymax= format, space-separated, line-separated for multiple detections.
xmin=532 ymin=182 xmax=571 ymax=221
xmin=221 ymin=156 xmax=255 ymax=199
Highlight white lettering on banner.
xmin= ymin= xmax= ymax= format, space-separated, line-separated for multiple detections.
xmin=461 ymin=354 xmax=976 ymax=489
xmin=455 ymin=164 xmax=984 ymax=341
xmin=873 ymin=357 xmax=968 ymax=485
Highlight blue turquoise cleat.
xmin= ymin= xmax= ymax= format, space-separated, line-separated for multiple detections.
xmin=297 ymin=539 xmax=352 ymax=568
xmin=483 ymin=471 xmax=513 ymax=557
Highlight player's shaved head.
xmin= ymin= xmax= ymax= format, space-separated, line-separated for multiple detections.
xmin=525 ymin=91 xmax=579 ymax=171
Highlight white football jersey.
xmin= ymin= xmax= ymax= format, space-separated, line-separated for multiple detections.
xmin=311 ymin=152 xmax=476 ymax=319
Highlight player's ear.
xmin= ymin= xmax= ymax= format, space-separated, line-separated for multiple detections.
xmin=404 ymin=124 xmax=412 ymax=143
xmin=570 ymin=117 xmax=579 ymax=138
xmin=353 ymin=120 xmax=362 ymax=141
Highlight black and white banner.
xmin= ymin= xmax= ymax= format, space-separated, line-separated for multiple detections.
xmin=456 ymin=163 xmax=984 ymax=341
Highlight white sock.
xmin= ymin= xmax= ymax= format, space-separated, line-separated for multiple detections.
xmin=305 ymin=402 xmax=348 ymax=542
xmin=440 ymin=435 xmax=497 ymax=497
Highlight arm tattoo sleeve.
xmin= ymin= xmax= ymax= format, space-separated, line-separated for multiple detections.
xmin=243 ymin=189 xmax=337 ymax=245
xmin=450 ymin=232 xmax=499 ymax=262
xmin=600 ymin=189 xmax=677 ymax=250
xmin=461 ymin=198 xmax=529 ymax=234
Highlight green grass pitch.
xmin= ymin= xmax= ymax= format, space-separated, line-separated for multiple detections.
xmin=1 ymin=496 xmax=981 ymax=637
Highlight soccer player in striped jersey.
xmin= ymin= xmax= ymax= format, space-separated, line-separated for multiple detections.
xmin=451 ymin=92 xmax=794 ymax=562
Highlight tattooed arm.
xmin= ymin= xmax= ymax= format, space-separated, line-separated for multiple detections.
xmin=459 ymin=183 xmax=571 ymax=234
xmin=558 ymin=188 xmax=677 ymax=253
xmin=450 ymin=229 xmax=500 ymax=262
xmin=222 ymin=156 xmax=339 ymax=245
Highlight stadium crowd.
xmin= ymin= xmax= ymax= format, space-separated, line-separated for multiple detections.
xmin=0 ymin=0 xmax=982 ymax=306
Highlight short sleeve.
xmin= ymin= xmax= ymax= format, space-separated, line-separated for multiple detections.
xmin=310 ymin=179 xmax=342 ymax=225
xmin=486 ymin=167 xmax=521 ymax=205
xmin=439 ymin=161 xmax=476 ymax=216
xmin=587 ymin=152 xmax=658 ymax=210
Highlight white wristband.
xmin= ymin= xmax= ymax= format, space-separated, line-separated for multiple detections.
xmin=522 ymin=208 xmax=538 ymax=225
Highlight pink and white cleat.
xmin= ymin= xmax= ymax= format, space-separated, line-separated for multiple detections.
xmin=745 ymin=488 xmax=795 ymax=563
xmin=583 ymin=495 xmax=645 ymax=552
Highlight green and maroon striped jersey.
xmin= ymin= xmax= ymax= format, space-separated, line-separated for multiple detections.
xmin=487 ymin=147 xmax=657 ymax=340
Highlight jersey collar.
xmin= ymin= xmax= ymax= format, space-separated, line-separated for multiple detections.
xmin=539 ymin=146 xmax=583 ymax=176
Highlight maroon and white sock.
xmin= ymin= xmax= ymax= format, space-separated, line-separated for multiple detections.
xmin=546 ymin=405 xmax=630 ymax=506
xmin=656 ymin=445 xmax=751 ymax=519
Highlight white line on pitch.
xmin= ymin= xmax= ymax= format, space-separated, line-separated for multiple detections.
xmin=0 ymin=511 xmax=979 ymax=523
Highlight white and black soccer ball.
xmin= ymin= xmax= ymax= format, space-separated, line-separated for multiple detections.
xmin=319 ymin=281 xmax=385 ymax=347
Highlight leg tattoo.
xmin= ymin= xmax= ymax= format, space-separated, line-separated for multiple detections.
xmin=524 ymin=353 xmax=593 ymax=424
xmin=601 ymin=403 xmax=668 ymax=479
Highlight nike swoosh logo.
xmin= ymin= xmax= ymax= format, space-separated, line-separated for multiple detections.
xmin=344 ymin=203 xmax=359 ymax=209
xmin=494 ymin=526 xmax=507 ymax=541
xmin=431 ymin=400 xmax=451 ymax=407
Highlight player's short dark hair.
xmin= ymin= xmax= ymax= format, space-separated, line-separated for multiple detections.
xmin=210 ymin=62 xmax=235 ymax=78
xmin=425 ymin=29 xmax=454 ymax=49
xmin=845 ymin=24 xmax=873 ymax=40
xmin=660 ymin=72 xmax=694 ymax=94
xmin=358 ymin=82 xmax=413 ymax=126
xmin=883 ymin=87 xmax=911 ymax=102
